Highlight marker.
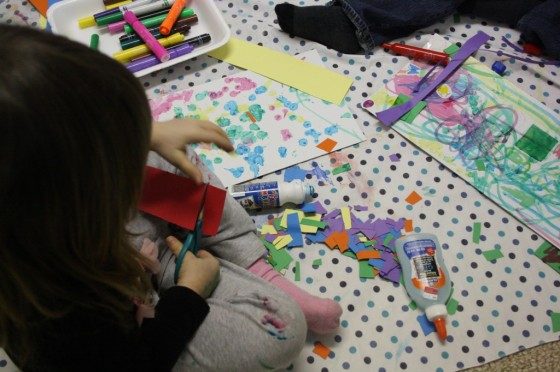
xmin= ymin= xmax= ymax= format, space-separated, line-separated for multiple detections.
xmin=107 ymin=8 xmax=171 ymax=34
xmin=120 ymin=18 xmax=195 ymax=49
xmin=89 ymin=33 xmax=100 ymax=49
xmin=121 ymin=8 xmax=194 ymax=35
xmin=382 ymin=43 xmax=449 ymax=65
xmin=123 ymin=10 xmax=169 ymax=62
xmin=96 ymin=0 xmax=176 ymax=26
xmin=159 ymin=0 xmax=187 ymax=35
xmin=94 ymin=0 xmax=162 ymax=19
xmin=120 ymin=23 xmax=190 ymax=49
xmin=126 ymin=42 xmax=194 ymax=72
xmin=113 ymin=32 xmax=184 ymax=62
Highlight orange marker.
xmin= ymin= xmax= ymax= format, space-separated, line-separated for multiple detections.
xmin=159 ymin=0 xmax=187 ymax=35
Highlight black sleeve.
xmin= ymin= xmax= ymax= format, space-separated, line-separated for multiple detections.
xmin=138 ymin=286 xmax=210 ymax=371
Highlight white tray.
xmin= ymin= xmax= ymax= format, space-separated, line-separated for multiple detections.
xmin=47 ymin=0 xmax=230 ymax=77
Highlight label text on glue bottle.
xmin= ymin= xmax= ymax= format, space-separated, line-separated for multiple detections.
xmin=231 ymin=181 xmax=279 ymax=210
xmin=403 ymin=239 xmax=441 ymax=300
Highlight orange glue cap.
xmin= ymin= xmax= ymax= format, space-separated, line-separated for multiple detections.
xmin=433 ymin=317 xmax=447 ymax=342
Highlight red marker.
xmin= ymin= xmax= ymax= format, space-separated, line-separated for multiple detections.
xmin=382 ymin=43 xmax=449 ymax=65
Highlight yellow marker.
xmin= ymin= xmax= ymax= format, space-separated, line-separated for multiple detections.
xmin=106 ymin=0 xmax=131 ymax=9
xmin=113 ymin=33 xmax=184 ymax=63
xmin=78 ymin=16 xmax=96 ymax=29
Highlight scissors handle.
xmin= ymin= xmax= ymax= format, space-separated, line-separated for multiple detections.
xmin=174 ymin=219 xmax=203 ymax=283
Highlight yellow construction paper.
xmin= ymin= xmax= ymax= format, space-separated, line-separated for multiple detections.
xmin=274 ymin=235 xmax=293 ymax=249
xmin=300 ymin=214 xmax=322 ymax=234
xmin=341 ymin=207 xmax=352 ymax=229
xmin=208 ymin=38 xmax=353 ymax=105
xmin=359 ymin=236 xmax=368 ymax=242
xmin=260 ymin=225 xmax=277 ymax=235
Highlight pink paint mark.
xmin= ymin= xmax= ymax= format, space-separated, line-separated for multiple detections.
xmin=225 ymin=77 xmax=257 ymax=97
xmin=150 ymin=90 xmax=194 ymax=120
xmin=363 ymin=99 xmax=374 ymax=108
xmin=280 ymin=129 xmax=292 ymax=141
xmin=261 ymin=314 xmax=286 ymax=330
xmin=553 ymin=144 xmax=560 ymax=159
xmin=209 ymin=87 xmax=228 ymax=100
xmin=269 ymin=105 xmax=275 ymax=110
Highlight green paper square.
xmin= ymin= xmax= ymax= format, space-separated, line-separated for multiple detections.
xmin=551 ymin=312 xmax=560 ymax=333
xmin=332 ymin=163 xmax=351 ymax=175
xmin=515 ymin=125 xmax=558 ymax=161
xmin=472 ymin=222 xmax=482 ymax=244
xmin=294 ymin=261 xmax=301 ymax=281
xmin=401 ymin=101 xmax=428 ymax=124
xmin=482 ymin=249 xmax=504 ymax=261
xmin=359 ymin=260 xmax=376 ymax=278
xmin=444 ymin=43 xmax=460 ymax=56
xmin=312 ymin=258 xmax=323 ymax=267
xmin=446 ymin=298 xmax=459 ymax=315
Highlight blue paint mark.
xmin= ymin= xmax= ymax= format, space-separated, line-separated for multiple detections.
xmin=198 ymin=154 xmax=214 ymax=171
xmin=216 ymin=117 xmax=231 ymax=127
xmin=284 ymin=165 xmax=308 ymax=182
xmin=325 ymin=125 xmax=339 ymax=135
xmin=255 ymin=86 xmax=267 ymax=94
xmin=303 ymin=120 xmax=312 ymax=128
xmin=236 ymin=144 xmax=250 ymax=155
xmin=304 ymin=128 xmax=321 ymax=143
xmin=298 ymin=138 xmax=308 ymax=146
xmin=243 ymin=145 xmax=265 ymax=177
xmin=277 ymin=96 xmax=298 ymax=110
xmin=408 ymin=64 xmax=421 ymax=75
xmin=224 ymin=101 xmax=238 ymax=115
xmin=278 ymin=146 xmax=287 ymax=158
xmin=248 ymin=94 xmax=256 ymax=101
xmin=309 ymin=164 xmax=328 ymax=181
xmin=227 ymin=167 xmax=244 ymax=178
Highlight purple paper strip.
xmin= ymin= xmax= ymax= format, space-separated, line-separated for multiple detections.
xmin=389 ymin=154 xmax=400 ymax=162
xmin=381 ymin=267 xmax=402 ymax=283
xmin=500 ymin=36 xmax=524 ymax=53
xmin=490 ymin=50 xmax=560 ymax=66
xmin=323 ymin=209 xmax=341 ymax=220
xmin=353 ymin=205 xmax=368 ymax=211
xmin=376 ymin=31 xmax=491 ymax=126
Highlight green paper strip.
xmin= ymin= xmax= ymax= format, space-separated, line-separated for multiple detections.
xmin=444 ymin=43 xmax=460 ymax=56
xmin=551 ymin=312 xmax=560 ymax=332
xmin=301 ymin=218 xmax=327 ymax=229
xmin=312 ymin=258 xmax=323 ymax=267
xmin=394 ymin=93 xmax=410 ymax=106
xmin=533 ymin=241 xmax=560 ymax=274
xmin=343 ymin=251 xmax=357 ymax=259
xmin=482 ymin=249 xmax=504 ymax=261
xmin=359 ymin=260 xmax=376 ymax=278
xmin=401 ymin=101 xmax=428 ymax=124
xmin=294 ymin=261 xmax=301 ymax=281
xmin=383 ymin=234 xmax=394 ymax=247
xmin=273 ymin=217 xmax=284 ymax=231
xmin=262 ymin=238 xmax=293 ymax=271
xmin=332 ymin=163 xmax=351 ymax=175
xmin=409 ymin=301 xmax=418 ymax=310
xmin=363 ymin=240 xmax=373 ymax=247
xmin=534 ymin=241 xmax=553 ymax=258
xmin=446 ymin=298 xmax=459 ymax=315
xmin=472 ymin=222 xmax=482 ymax=243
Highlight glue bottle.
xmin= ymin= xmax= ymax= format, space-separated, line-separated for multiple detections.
xmin=395 ymin=233 xmax=452 ymax=342
xmin=230 ymin=180 xmax=314 ymax=210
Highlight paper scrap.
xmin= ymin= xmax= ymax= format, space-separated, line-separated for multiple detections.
xmin=294 ymin=261 xmax=301 ymax=281
xmin=409 ymin=301 xmax=418 ymax=310
xmin=444 ymin=43 xmax=460 ymax=55
xmin=472 ymin=222 xmax=482 ymax=243
xmin=356 ymin=250 xmax=382 ymax=260
xmin=280 ymin=209 xmax=305 ymax=229
xmin=404 ymin=219 xmax=413 ymax=232
xmin=353 ymin=205 xmax=368 ymax=211
xmin=417 ymin=314 xmax=436 ymax=336
xmin=301 ymin=217 xmax=327 ymax=229
xmin=446 ymin=298 xmax=459 ymax=315
xmin=316 ymin=138 xmax=338 ymax=152
xmin=287 ymin=213 xmax=303 ymax=247
xmin=405 ymin=191 xmax=422 ymax=205
xmin=273 ymin=235 xmax=293 ymax=249
xmin=341 ymin=207 xmax=352 ymax=229
xmin=401 ymin=101 xmax=428 ymax=124
xmin=208 ymin=38 xmax=352 ymax=105
xmin=201 ymin=185 xmax=227 ymax=236
xmin=482 ymin=249 xmax=504 ymax=261
xmin=313 ymin=342 xmax=331 ymax=359
xmin=359 ymin=260 xmax=377 ymax=278
xmin=312 ymin=258 xmax=323 ymax=267
xmin=260 ymin=224 xmax=278 ymax=235
xmin=551 ymin=312 xmax=560 ymax=332
xmin=389 ymin=154 xmax=400 ymax=162
xmin=332 ymin=163 xmax=351 ymax=175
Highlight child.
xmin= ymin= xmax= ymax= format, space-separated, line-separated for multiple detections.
xmin=0 ymin=25 xmax=342 ymax=371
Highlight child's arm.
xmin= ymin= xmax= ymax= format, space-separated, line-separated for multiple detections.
xmin=150 ymin=119 xmax=234 ymax=184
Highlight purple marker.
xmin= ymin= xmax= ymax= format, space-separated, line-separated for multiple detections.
xmin=126 ymin=42 xmax=194 ymax=72
xmin=126 ymin=33 xmax=211 ymax=72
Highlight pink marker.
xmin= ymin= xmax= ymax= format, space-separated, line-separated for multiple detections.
xmin=123 ymin=10 xmax=169 ymax=62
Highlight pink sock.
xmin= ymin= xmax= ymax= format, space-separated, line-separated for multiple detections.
xmin=248 ymin=258 xmax=342 ymax=334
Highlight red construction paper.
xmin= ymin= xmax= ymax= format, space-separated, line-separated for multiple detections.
xmin=201 ymin=184 xmax=227 ymax=236
xmin=139 ymin=166 xmax=206 ymax=230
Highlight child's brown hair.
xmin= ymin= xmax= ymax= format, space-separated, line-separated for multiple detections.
xmin=0 ymin=25 xmax=153 ymax=364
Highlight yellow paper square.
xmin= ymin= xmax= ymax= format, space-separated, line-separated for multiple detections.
xmin=300 ymin=214 xmax=322 ymax=234
xmin=341 ymin=207 xmax=352 ymax=229
xmin=260 ymin=225 xmax=278 ymax=235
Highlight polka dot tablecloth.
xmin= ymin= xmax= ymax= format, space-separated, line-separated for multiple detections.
xmin=1 ymin=1 xmax=560 ymax=371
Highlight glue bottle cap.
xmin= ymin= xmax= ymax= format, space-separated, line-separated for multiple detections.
xmin=433 ymin=317 xmax=447 ymax=342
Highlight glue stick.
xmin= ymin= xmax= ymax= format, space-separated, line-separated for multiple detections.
xmin=230 ymin=181 xmax=314 ymax=210
xmin=395 ymin=233 xmax=452 ymax=342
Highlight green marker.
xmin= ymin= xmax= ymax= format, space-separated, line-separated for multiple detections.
xmin=124 ymin=8 xmax=195 ymax=35
xmin=89 ymin=33 xmax=99 ymax=50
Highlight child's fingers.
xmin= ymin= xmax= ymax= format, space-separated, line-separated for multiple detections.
xmin=196 ymin=249 xmax=213 ymax=259
xmin=165 ymin=236 xmax=183 ymax=256
xmin=167 ymin=149 xmax=203 ymax=184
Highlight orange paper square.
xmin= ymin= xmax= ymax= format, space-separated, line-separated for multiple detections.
xmin=316 ymin=138 xmax=338 ymax=152
xmin=356 ymin=250 xmax=382 ymax=260
xmin=336 ymin=230 xmax=349 ymax=252
xmin=313 ymin=342 xmax=331 ymax=359
xmin=324 ymin=233 xmax=338 ymax=249
xmin=404 ymin=219 xmax=413 ymax=232
xmin=405 ymin=191 xmax=422 ymax=205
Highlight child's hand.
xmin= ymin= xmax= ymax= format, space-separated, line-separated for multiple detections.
xmin=151 ymin=119 xmax=234 ymax=184
xmin=165 ymin=236 xmax=220 ymax=299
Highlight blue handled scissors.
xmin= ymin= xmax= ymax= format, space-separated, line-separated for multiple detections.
xmin=174 ymin=185 xmax=207 ymax=283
